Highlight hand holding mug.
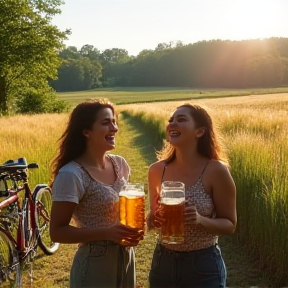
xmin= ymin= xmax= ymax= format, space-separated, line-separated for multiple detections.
xmin=184 ymin=199 xmax=201 ymax=225
xmin=107 ymin=223 xmax=144 ymax=247
xmin=146 ymin=208 xmax=164 ymax=231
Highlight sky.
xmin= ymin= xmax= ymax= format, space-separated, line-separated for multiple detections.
xmin=52 ymin=0 xmax=288 ymax=56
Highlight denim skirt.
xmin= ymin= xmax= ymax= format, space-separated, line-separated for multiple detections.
xmin=70 ymin=241 xmax=136 ymax=288
xmin=149 ymin=243 xmax=226 ymax=288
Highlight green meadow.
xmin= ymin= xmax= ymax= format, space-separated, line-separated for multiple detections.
xmin=58 ymin=86 xmax=288 ymax=105
xmin=0 ymin=89 xmax=287 ymax=287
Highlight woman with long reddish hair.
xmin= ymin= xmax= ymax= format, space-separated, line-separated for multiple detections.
xmin=147 ymin=103 xmax=237 ymax=288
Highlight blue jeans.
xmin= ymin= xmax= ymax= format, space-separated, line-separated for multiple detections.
xmin=149 ymin=243 xmax=226 ymax=288
xmin=70 ymin=241 xmax=136 ymax=288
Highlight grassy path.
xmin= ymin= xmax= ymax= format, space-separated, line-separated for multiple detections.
xmin=21 ymin=113 xmax=271 ymax=287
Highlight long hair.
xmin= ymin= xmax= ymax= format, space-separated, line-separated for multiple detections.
xmin=157 ymin=103 xmax=228 ymax=165
xmin=50 ymin=99 xmax=115 ymax=182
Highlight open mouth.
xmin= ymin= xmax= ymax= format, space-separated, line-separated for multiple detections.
xmin=169 ymin=130 xmax=181 ymax=137
xmin=105 ymin=135 xmax=115 ymax=142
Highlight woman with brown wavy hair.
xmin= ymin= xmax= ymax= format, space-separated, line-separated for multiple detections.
xmin=50 ymin=99 xmax=143 ymax=288
xmin=147 ymin=103 xmax=237 ymax=288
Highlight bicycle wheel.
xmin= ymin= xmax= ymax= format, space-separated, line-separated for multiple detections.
xmin=34 ymin=186 xmax=60 ymax=255
xmin=0 ymin=231 xmax=21 ymax=288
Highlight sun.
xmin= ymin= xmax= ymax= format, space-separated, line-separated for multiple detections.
xmin=221 ymin=0 xmax=281 ymax=40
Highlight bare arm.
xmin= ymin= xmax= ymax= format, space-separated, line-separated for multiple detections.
xmin=146 ymin=162 xmax=163 ymax=231
xmin=185 ymin=162 xmax=237 ymax=235
xmin=50 ymin=201 xmax=143 ymax=246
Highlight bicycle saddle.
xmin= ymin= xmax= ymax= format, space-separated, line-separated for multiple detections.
xmin=0 ymin=158 xmax=38 ymax=172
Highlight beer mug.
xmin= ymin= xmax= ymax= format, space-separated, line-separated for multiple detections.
xmin=160 ymin=181 xmax=185 ymax=244
xmin=119 ymin=183 xmax=145 ymax=231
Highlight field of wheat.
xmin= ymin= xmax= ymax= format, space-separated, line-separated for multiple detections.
xmin=0 ymin=93 xmax=287 ymax=287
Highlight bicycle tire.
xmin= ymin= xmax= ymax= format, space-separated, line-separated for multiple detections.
xmin=34 ymin=186 xmax=60 ymax=255
xmin=0 ymin=231 xmax=21 ymax=288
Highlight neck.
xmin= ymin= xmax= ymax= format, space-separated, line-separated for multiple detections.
xmin=174 ymin=147 xmax=206 ymax=169
xmin=77 ymin=151 xmax=108 ymax=170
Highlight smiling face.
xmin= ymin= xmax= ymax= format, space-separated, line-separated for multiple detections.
xmin=167 ymin=106 xmax=205 ymax=147
xmin=83 ymin=107 xmax=118 ymax=152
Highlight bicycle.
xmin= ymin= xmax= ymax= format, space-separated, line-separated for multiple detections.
xmin=0 ymin=157 xmax=60 ymax=288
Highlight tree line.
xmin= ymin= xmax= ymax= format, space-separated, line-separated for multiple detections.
xmin=51 ymin=38 xmax=288 ymax=92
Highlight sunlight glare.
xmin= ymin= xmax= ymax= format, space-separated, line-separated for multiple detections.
xmin=222 ymin=0 xmax=279 ymax=40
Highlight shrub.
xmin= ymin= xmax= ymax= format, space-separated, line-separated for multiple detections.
xmin=16 ymin=88 xmax=70 ymax=114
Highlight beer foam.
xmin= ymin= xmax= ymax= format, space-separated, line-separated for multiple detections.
xmin=119 ymin=190 xmax=145 ymax=198
xmin=161 ymin=197 xmax=185 ymax=205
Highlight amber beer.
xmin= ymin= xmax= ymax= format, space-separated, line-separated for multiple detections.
xmin=119 ymin=184 xmax=145 ymax=230
xmin=160 ymin=181 xmax=185 ymax=244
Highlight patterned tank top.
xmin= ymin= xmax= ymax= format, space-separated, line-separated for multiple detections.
xmin=161 ymin=161 xmax=218 ymax=251
xmin=73 ymin=155 xmax=130 ymax=230
xmin=50 ymin=154 xmax=130 ymax=230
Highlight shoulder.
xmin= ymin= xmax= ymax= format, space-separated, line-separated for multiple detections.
xmin=108 ymin=154 xmax=130 ymax=179
xmin=59 ymin=161 xmax=80 ymax=171
xmin=149 ymin=160 xmax=166 ymax=176
xmin=54 ymin=162 xmax=82 ymax=182
xmin=207 ymin=160 xmax=229 ymax=173
xmin=108 ymin=154 xmax=129 ymax=167
xmin=205 ymin=160 xmax=235 ymax=185
xmin=110 ymin=154 xmax=128 ymax=163
xmin=52 ymin=161 xmax=85 ymax=202
xmin=57 ymin=161 xmax=82 ymax=178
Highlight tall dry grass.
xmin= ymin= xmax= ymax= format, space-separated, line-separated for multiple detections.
xmin=0 ymin=93 xmax=287 ymax=286
xmin=0 ymin=114 xmax=68 ymax=187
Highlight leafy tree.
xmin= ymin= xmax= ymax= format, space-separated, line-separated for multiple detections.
xmin=0 ymin=0 xmax=69 ymax=114
xmin=59 ymin=46 xmax=81 ymax=60
xmin=100 ymin=48 xmax=131 ymax=86
xmin=51 ymin=57 xmax=102 ymax=91
xmin=80 ymin=44 xmax=101 ymax=61
xmin=100 ymin=48 xmax=130 ymax=65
